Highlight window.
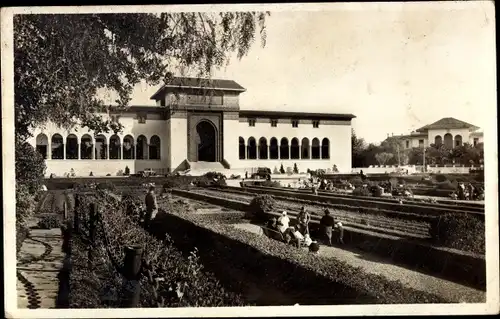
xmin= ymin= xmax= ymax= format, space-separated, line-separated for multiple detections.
xmin=271 ymin=119 xmax=278 ymax=127
xmin=313 ymin=120 xmax=320 ymax=128
xmin=292 ymin=120 xmax=299 ymax=128
xmin=248 ymin=119 xmax=256 ymax=127
xmin=110 ymin=115 xmax=121 ymax=122
xmin=418 ymin=139 xmax=424 ymax=148
xmin=405 ymin=140 xmax=410 ymax=148
xmin=137 ymin=113 xmax=147 ymax=124
xmin=473 ymin=138 xmax=479 ymax=146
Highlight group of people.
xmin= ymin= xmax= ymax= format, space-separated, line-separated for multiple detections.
xmin=266 ymin=206 xmax=344 ymax=248
xmin=454 ymin=182 xmax=484 ymax=201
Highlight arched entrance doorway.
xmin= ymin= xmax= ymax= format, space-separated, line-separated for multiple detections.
xmin=196 ymin=120 xmax=217 ymax=162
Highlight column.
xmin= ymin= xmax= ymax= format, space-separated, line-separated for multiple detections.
xmin=91 ymin=143 xmax=95 ymax=159
xmin=47 ymin=140 xmax=52 ymax=160
xmin=299 ymin=144 xmax=302 ymax=159
xmin=319 ymin=146 xmax=322 ymax=160
xmin=63 ymin=143 xmax=66 ymax=160
xmin=108 ymin=144 xmax=111 ymax=160
xmin=278 ymin=145 xmax=280 ymax=159
xmin=77 ymin=143 xmax=80 ymax=160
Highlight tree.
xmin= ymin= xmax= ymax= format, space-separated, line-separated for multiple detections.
xmin=293 ymin=163 xmax=299 ymax=174
xmin=351 ymin=129 xmax=367 ymax=167
xmin=375 ymin=152 xmax=394 ymax=165
xmin=14 ymin=13 xmax=270 ymax=140
xmin=279 ymin=163 xmax=285 ymax=174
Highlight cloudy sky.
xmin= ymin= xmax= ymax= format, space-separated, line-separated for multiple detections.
xmin=122 ymin=2 xmax=496 ymax=143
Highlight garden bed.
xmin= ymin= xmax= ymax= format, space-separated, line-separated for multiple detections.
xmin=171 ymin=189 xmax=486 ymax=290
xmin=153 ymin=199 xmax=453 ymax=304
xmin=67 ymin=190 xmax=247 ymax=308
xmin=190 ymin=188 xmax=430 ymax=237
xmin=237 ymin=185 xmax=484 ymax=216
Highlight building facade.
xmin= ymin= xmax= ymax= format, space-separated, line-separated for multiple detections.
xmin=27 ymin=77 xmax=355 ymax=177
xmin=389 ymin=117 xmax=484 ymax=150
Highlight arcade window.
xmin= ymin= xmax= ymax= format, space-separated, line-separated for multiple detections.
xmin=271 ymin=119 xmax=278 ymax=127
xmin=405 ymin=140 xmax=410 ymax=148
xmin=313 ymin=120 xmax=320 ymax=128
xmin=292 ymin=120 xmax=299 ymax=128
xmin=248 ymin=119 xmax=256 ymax=127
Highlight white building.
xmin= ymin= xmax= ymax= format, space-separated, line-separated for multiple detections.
xmin=27 ymin=77 xmax=355 ymax=177
xmin=389 ymin=117 xmax=484 ymax=150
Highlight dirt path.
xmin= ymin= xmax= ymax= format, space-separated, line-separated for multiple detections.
xmin=17 ymin=192 xmax=70 ymax=309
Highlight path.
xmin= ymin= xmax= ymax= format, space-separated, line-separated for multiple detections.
xmin=232 ymin=223 xmax=485 ymax=303
xmin=17 ymin=192 xmax=69 ymax=309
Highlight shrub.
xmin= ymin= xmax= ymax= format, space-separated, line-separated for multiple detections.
xmin=16 ymin=222 xmax=30 ymax=255
xmin=96 ymin=182 xmax=116 ymax=191
xmin=436 ymin=180 xmax=457 ymax=190
xmin=371 ymin=186 xmax=384 ymax=197
xmin=204 ymin=172 xmax=225 ymax=180
xmin=124 ymin=166 xmax=130 ymax=176
xmin=16 ymin=183 xmax=36 ymax=225
xmin=260 ymin=180 xmax=281 ymax=188
xmin=37 ymin=215 xmax=62 ymax=229
xmin=293 ymin=163 xmax=299 ymax=174
xmin=279 ymin=164 xmax=285 ymax=174
xmin=248 ymin=194 xmax=276 ymax=219
xmin=435 ymin=174 xmax=448 ymax=183
xmin=15 ymin=140 xmax=46 ymax=195
xmin=352 ymin=187 xmax=372 ymax=197
xmin=273 ymin=166 xmax=279 ymax=174
xmin=429 ymin=213 xmax=485 ymax=254
xmin=349 ymin=176 xmax=364 ymax=186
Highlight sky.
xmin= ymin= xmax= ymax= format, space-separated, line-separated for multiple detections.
xmin=111 ymin=2 xmax=496 ymax=144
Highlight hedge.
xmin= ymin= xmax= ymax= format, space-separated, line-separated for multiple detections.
xmin=153 ymin=199 xmax=451 ymax=304
xmin=68 ymin=191 xmax=247 ymax=308
xmin=171 ymin=189 xmax=485 ymax=289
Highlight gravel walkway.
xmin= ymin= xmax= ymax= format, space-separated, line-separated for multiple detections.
xmin=232 ymin=223 xmax=486 ymax=303
xmin=17 ymin=227 xmax=65 ymax=309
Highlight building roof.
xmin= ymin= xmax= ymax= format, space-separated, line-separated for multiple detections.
xmin=239 ymin=110 xmax=356 ymax=120
xmin=150 ymin=77 xmax=246 ymax=100
xmin=416 ymin=117 xmax=479 ymax=132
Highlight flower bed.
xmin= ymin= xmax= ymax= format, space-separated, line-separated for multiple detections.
xmin=68 ymin=190 xmax=247 ymax=308
xmin=170 ymin=189 xmax=486 ymax=290
xmin=191 ymin=188 xmax=430 ymax=235
xmin=154 ymin=199 xmax=450 ymax=304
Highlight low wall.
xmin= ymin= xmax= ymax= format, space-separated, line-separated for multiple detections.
xmin=169 ymin=189 xmax=486 ymax=290
xmin=43 ymin=159 xmax=167 ymax=177
xmin=352 ymin=165 xmax=484 ymax=175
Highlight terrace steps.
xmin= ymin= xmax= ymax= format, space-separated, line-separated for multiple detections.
xmin=232 ymin=223 xmax=485 ymax=303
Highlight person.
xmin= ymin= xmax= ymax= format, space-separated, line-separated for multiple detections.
xmin=320 ymin=209 xmax=344 ymax=245
xmin=277 ymin=211 xmax=291 ymax=234
xmin=297 ymin=206 xmax=311 ymax=235
xmin=467 ymin=183 xmax=475 ymax=201
xmin=144 ymin=186 xmax=158 ymax=229
xmin=266 ymin=217 xmax=278 ymax=231
xmin=457 ymin=183 xmax=466 ymax=200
